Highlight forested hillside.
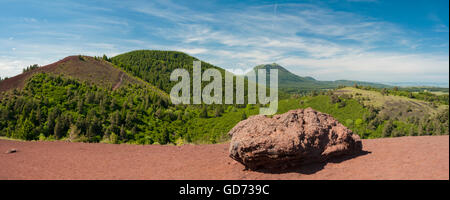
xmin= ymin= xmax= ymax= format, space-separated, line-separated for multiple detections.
xmin=111 ymin=50 xmax=226 ymax=94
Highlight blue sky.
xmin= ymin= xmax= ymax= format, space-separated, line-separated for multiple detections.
xmin=0 ymin=0 xmax=448 ymax=85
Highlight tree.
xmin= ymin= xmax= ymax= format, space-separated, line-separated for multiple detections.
xmin=131 ymin=126 xmax=137 ymax=135
xmin=382 ymin=120 xmax=394 ymax=137
xmin=120 ymin=125 xmax=126 ymax=141
xmin=125 ymin=111 xmax=134 ymax=128
xmin=241 ymin=112 xmax=247 ymax=120
xmin=177 ymin=112 xmax=183 ymax=121
xmin=47 ymin=110 xmax=57 ymax=135
xmin=77 ymin=99 xmax=84 ymax=114
xmin=408 ymin=126 xmax=416 ymax=136
xmin=330 ymin=95 xmax=341 ymax=104
xmin=200 ymin=105 xmax=208 ymax=118
xmin=35 ymin=108 xmax=42 ymax=124
xmin=68 ymin=125 xmax=81 ymax=141
xmin=155 ymin=108 xmax=162 ymax=118
xmin=87 ymin=124 xmax=96 ymax=141
xmin=434 ymin=120 xmax=442 ymax=135
xmin=102 ymin=54 xmax=110 ymax=62
xmin=109 ymin=132 xmax=119 ymax=144
xmin=18 ymin=118 xmax=35 ymax=140
xmin=214 ymin=106 xmax=223 ymax=117
xmin=161 ymin=128 xmax=170 ymax=144
xmin=54 ymin=118 xmax=64 ymax=139
xmin=355 ymin=119 xmax=363 ymax=127
xmin=418 ymin=123 xmax=424 ymax=136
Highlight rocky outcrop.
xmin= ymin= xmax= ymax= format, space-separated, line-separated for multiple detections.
xmin=228 ymin=108 xmax=362 ymax=170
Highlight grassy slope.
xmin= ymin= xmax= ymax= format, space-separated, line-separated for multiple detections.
xmin=336 ymin=87 xmax=447 ymax=120
xmin=278 ymin=95 xmax=377 ymax=138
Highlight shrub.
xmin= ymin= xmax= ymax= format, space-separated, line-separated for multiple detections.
xmin=39 ymin=133 xmax=46 ymax=141
xmin=175 ymin=138 xmax=184 ymax=146
xmin=109 ymin=133 xmax=119 ymax=144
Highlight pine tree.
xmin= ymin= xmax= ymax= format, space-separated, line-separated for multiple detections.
xmin=241 ymin=112 xmax=247 ymax=120
xmin=161 ymin=128 xmax=170 ymax=144
xmin=214 ymin=106 xmax=223 ymax=117
xmin=131 ymin=126 xmax=137 ymax=135
xmin=54 ymin=118 xmax=63 ymax=139
xmin=200 ymin=105 xmax=208 ymax=118
xmin=418 ymin=123 xmax=424 ymax=136
xmin=77 ymin=99 xmax=84 ymax=114
xmin=408 ymin=126 xmax=416 ymax=136
xmin=120 ymin=125 xmax=126 ymax=141
xmin=155 ymin=108 xmax=162 ymax=118
xmin=382 ymin=120 xmax=394 ymax=137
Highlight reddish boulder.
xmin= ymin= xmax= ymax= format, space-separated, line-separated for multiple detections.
xmin=228 ymin=108 xmax=362 ymax=170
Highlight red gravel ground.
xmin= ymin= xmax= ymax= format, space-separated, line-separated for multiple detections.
xmin=0 ymin=135 xmax=448 ymax=180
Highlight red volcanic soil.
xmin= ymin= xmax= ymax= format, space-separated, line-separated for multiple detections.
xmin=0 ymin=56 xmax=133 ymax=92
xmin=0 ymin=136 xmax=448 ymax=180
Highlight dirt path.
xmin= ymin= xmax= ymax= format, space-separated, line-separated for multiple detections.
xmin=112 ymin=72 xmax=124 ymax=90
xmin=0 ymin=136 xmax=448 ymax=180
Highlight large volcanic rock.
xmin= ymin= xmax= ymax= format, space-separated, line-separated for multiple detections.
xmin=228 ymin=108 xmax=362 ymax=170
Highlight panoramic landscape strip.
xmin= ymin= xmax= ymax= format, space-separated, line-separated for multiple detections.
xmin=0 ymin=0 xmax=448 ymax=184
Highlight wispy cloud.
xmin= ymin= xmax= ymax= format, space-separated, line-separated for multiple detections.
xmin=0 ymin=0 xmax=448 ymax=84
xmin=132 ymin=1 xmax=447 ymax=83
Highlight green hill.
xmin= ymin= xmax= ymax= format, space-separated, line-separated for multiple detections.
xmin=111 ymin=50 xmax=226 ymax=94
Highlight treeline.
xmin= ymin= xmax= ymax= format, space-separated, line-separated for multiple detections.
xmin=0 ymin=76 xmax=8 ymax=83
xmin=381 ymin=109 xmax=449 ymax=137
xmin=22 ymin=64 xmax=40 ymax=73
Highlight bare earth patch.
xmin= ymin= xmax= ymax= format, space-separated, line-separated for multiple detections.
xmin=0 ymin=136 xmax=448 ymax=180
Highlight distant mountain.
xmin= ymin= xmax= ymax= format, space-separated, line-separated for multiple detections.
xmin=251 ymin=63 xmax=391 ymax=93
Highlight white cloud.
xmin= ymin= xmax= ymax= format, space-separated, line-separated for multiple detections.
xmin=136 ymin=2 xmax=447 ymax=83
xmin=175 ymin=48 xmax=208 ymax=55
xmin=0 ymin=0 xmax=447 ymax=84
xmin=278 ymin=52 xmax=449 ymax=82
xmin=23 ymin=18 xmax=37 ymax=23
